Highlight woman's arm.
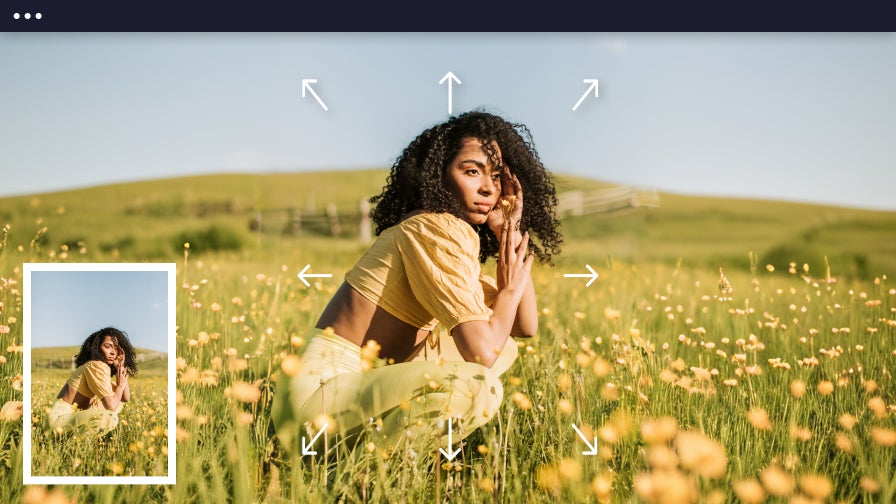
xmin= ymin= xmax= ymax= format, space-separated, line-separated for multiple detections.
xmin=119 ymin=371 xmax=130 ymax=403
xmin=512 ymin=273 xmax=537 ymax=338
xmin=452 ymin=228 xmax=534 ymax=367
xmin=507 ymin=230 xmax=538 ymax=338
xmin=486 ymin=172 xmax=538 ymax=339
xmin=100 ymin=359 xmax=130 ymax=410
xmin=100 ymin=375 xmax=128 ymax=411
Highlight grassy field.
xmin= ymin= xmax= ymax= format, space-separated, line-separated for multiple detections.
xmin=29 ymin=364 xmax=169 ymax=478
xmin=1 ymin=172 xmax=895 ymax=503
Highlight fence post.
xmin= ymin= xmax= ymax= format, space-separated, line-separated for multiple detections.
xmin=570 ymin=190 xmax=584 ymax=216
xmin=359 ymin=199 xmax=371 ymax=242
xmin=288 ymin=208 xmax=302 ymax=234
xmin=326 ymin=203 xmax=341 ymax=236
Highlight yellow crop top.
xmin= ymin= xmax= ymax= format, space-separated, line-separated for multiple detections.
xmin=65 ymin=361 xmax=114 ymax=400
xmin=345 ymin=212 xmax=497 ymax=331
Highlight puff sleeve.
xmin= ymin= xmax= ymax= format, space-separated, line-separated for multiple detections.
xmin=83 ymin=361 xmax=115 ymax=399
xmin=394 ymin=214 xmax=493 ymax=330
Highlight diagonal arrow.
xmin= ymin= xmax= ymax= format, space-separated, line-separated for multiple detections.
xmin=564 ymin=264 xmax=599 ymax=287
xmin=301 ymin=79 xmax=329 ymax=111
xmin=301 ymin=423 xmax=329 ymax=456
xmin=438 ymin=71 xmax=462 ymax=115
xmin=572 ymin=79 xmax=599 ymax=112
xmin=439 ymin=417 xmax=462 ymax=460
xmin=571 ymin=423 xmax=599 ymax=456
xmin=297 ymin=264 xmax=333 ymax=287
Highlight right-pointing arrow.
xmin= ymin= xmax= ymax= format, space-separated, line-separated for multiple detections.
xmin=572 ymin=79 xmax=599 ymax=112
xmin=571 ymin=423 xmax=599 ymax=456
xmin=564 ymin=264 xmax=599 ymax=287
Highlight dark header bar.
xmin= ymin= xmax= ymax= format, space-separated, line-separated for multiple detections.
xmin=2 ymin=0 xmax=894 ymax=32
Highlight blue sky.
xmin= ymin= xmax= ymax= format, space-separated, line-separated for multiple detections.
xmin=29 ymin=270 xmax=169 ymax=352
xmin=1 ymin=33 xmax=894 ymax=210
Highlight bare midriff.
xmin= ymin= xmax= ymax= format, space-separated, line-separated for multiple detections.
xmin=55 ymin=385 xmax=93 ymax=410
xmin=315 ymin=281 xmax=431 ymax=363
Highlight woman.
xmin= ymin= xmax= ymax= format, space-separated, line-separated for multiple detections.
xmin=48 ymin=327 xmax=137 ymax=437
xmin=272 ymin=111 xmax=561 ymax=454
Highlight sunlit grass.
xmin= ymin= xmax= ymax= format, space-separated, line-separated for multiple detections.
xmin=1 ymin=218 xmax=895 ymax=503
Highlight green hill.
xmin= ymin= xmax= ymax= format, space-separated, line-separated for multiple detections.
xmin=1 ymin=170 xmax=894 ymax=278
xmin=30 ymin=346 xmax=168 ymax=375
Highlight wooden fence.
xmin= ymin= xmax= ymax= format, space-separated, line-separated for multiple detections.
xmin=32 ymin=352 xmax=167 ymax=370
xmin=252 ymin=188 xmax=659 ymax=240
xmin=556 ymin=187 xmax=659 ymax=217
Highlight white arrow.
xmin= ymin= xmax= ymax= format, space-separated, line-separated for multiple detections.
xmin=301 ymin=79 xmax=329 ymax=111
xmin=438 ymin=71 xmax=462 ymax=115
xmin=572 ymin=79 xmax=599 ymax=112
xmin=571 ymin=423 xmax=599 ymax=456
xmin=301 ymin=423 xmax=328 ymax=456
xmin=297 ymin=264 xmax=333 ymax=287
xmin=564 ymin=264 xmax=599 ymax=287
xmin=439 ymin=417 xmax=462 ymax=460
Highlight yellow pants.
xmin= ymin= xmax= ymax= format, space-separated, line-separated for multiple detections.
xmin=272 ymin=330 xmax=518 ymax=454
xmin=47 ymin=398 xmax=121 ymax=437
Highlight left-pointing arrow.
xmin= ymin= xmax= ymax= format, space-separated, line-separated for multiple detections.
xmin=297 ymin=264 xmax=333 ymax=287
xmin=302 ymin=79 xmax=329 ymax=111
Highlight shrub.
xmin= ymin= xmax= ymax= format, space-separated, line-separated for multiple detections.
xmin=170 ymin=225 xmax=243 ymax=255
xmin=99 ymin=235 xmax=136 ymax=254
xmin=761 ymin=243 xmax=826 ymax=276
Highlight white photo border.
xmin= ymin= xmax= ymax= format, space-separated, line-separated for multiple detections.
xmin=22 ymin=262 xmax=177 ymax=485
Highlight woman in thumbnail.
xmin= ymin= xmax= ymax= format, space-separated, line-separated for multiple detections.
xmin=48 ymin=327 xmax=137 ymax=437
xmin=272 ymin=111 xmax=562 ymax=453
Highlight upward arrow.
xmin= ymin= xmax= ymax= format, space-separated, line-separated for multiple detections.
xmin=438 ymin=71 xmax=462 ymax=115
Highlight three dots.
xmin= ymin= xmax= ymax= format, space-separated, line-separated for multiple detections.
xmin=13 ymin=12 xmax=43 ymax=20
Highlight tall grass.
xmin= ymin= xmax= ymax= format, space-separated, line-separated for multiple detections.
xmin=1 ymin=216 xmax=895 ymax=502
xmin=0 ymin=225 xmax=896 ymax=502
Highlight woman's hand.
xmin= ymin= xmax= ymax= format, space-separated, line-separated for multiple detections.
xmin=115 ymin=354 xmax=127 ymax=383
xmin=102 ymin=354 xmax=131 ymax=410
xmin=496 ymin=226 xmax=534 ymax=294
xmin=487 ymin=172 xmax=524 ymax=237
xmin=116 ymin=353 xmax=131 ymax=403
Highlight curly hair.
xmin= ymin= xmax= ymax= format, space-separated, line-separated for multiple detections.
xmin=370 ymin=110 xmax=562 ymax=264
xmin=74 ymin=327 xmax=138 ymax=376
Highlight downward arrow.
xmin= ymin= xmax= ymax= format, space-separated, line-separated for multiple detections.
xmin=439 ymin=417 xmax=462 ymax=460
xmin=301 ymin=423 xmax=328 ymax=456
xmin=571 ymin=423 xmax=599 ymax=456
xmin=438 ymin=71 xmax=462 ymax=115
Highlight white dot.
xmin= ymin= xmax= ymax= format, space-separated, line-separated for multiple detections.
xmin=13 ymin=13 xmax=20 ymax=19
xmin=36 ymin=13 xmax=42 ymax=19
xmin=24 ymin=13 xmax=31 ymax=19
